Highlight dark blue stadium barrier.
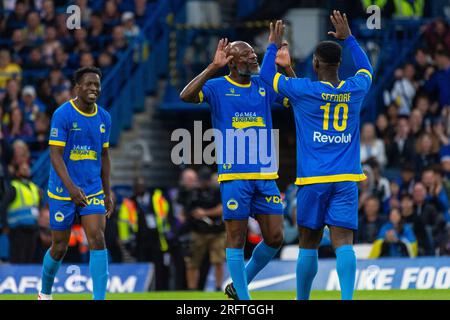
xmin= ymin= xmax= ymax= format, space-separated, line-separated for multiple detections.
xmin=0 ymin=263 xmax=153 ymax=294
xmin=206 ymin=257 xmax=450 ymax=291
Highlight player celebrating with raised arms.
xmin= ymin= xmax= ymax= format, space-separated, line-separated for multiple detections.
xmin=260 ymin=13 xmax=373 ymax=300
xmin=180 ymin=38 xmax=294 ymax=300
xmin=39 ymin=67 xmax=113 ymax=300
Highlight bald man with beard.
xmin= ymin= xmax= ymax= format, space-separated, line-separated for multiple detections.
xmin=180 ymin=38 xmax=295 ymax=299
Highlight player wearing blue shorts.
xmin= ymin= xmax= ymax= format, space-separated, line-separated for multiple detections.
xmin=180 ymin=38 xmax=295 ymax=300
xmin=261 ymin=13 xmax=373 ymax=300
xmin=38 ymin=67 xmax=113 ymax=300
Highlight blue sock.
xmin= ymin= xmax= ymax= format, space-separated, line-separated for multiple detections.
xmin=296 ymin=248 xmax=318 ymax=300
xmin=89 ymin=249 xmax=109 ymax=300
xmin=245 ymin=241 xmax=279 ymax=283
xmin=336 ymin=245 xmax=356 ymax=300
xmin=41 ymin=249 xmax=62 ymax=295
xmin=226 ymin=248 xmax=251 ymax=300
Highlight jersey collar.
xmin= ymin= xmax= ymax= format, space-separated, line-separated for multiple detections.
xmin=70 ymin=99 xmax=98 ymax=117
xmin=224 ymin=75 xmax=251 ymax=88
xmin=320 ymin=80 xmax=345 ymax=89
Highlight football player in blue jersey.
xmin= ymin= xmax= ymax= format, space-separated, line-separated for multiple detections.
xmin=38 ymin=67 xmax=112 ymax=300
xmin=180 ymin=38 xmax=295 ymax=300
xmin=260 ymin=12 xmax=373 ymax=300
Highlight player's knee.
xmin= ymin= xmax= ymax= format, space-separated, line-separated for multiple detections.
xmin=265 ymin=231 xmax=284 ymax=249
xmin=51 ymin=243 xmax=68 ymax=260
xmin=87 ymin=233 xmax=106 ymax=250
xmin=226 ymin=234 xmax=246 ymax=249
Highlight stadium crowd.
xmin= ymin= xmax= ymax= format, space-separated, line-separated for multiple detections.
xmin=0 ymin=0 xmax=449 ymax=292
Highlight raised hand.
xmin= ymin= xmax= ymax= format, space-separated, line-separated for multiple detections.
xmin=211 ymin=38 xmax=233 ymax=69
xmin=275 ymin=41 xmax=291 ymax=68
xmin=269 ymin=20 xmax=284 ymax=49
xmin=328 ymin=10 xmax=351 ymax=40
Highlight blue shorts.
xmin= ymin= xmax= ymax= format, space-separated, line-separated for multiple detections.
xmin=296 ymin=181 xmax=358 ymax=230
xmin=220 ymin=180 xmax=283 ymax=220
xmin=49 ymin=194 xmax=106 ymax=231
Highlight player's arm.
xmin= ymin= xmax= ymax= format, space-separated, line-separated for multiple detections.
xmin=49 ymin=145 xmax=88 ymax=207
xmin=328 ymin=10 xmax=373 ymax=80
xmin=101 ymin=146 xmax=113 ymax=218
xmin=180 ymin=38 xmax=233 ymax=103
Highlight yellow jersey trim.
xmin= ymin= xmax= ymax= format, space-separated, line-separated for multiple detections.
xmin=47 ymin=189 xmax=104 ymax=201
xmin=224 ymin=76 xmax=251 ymax=88
xmin=336 ymin=81 xmax=346 ymax=89
xmin=70 ymin=99 xmax=98 ymax=117
xmin=198 ymin=90 xmax=204 ymax=103
xmin=356 ymin=69 xmax=373 ymax=80
xmin=103 ymin=142 xmax=109 ymax=148
xmin=49 ymin=140 xmax=66 ymax=147
xmin=295 ymin=173 xmax=367 ymax=185
xmin=320 ymin=80 xmax=345 ymax=88
xmin=273 ymin=73 xmax=282 ymax=93
xmin=218 ymin=172 xmax=278 ymax=182
xmin=283 ymin=97 xmax=290 ymax=108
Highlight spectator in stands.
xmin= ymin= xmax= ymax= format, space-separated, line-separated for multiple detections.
xmin=358 ymin=196 xmax=386 ymax=244
xmin=389 ymin=63 xmax=417 ymax=115
xmin=40 ymin=0 xmax=56 ymax=26
xmin=24 ymin=47 xmax=47 ymax=70
xmin=4 ymin=0 xmax=28 ymax=35
xmin=35 ymin=204 xmax=51 ymax=262
xmin=36 ymin=78 xmax=57 ymax=115
xmin=358 ymin=164 xmax=375 ymax=211
xmin=413 ymin=93 xmax=433 ymax=123
xmin=423 ymin=18 xmax=450 ymax=53
xmin=134 ymin=0 xmax=151 ymax=28
xmin=414 ymin=48 xmax=432 ymax=82
xmin=412 ymin=182 xmax=447 ymax=255
xmin=10 ymin=139 xmax=30 ymax=170
xmin=424 ymin=49 xmax=450 ymax=111
xmin=0 ymin=50 xmax=22 ymax=90
xmin=103 ymin=0 xmax=121 ymax=28
xmin=53 ymin=46 xmax=70 ymax=73
xmin=97 ymin=52 xmax=114 ymax=76
xmin=28 ymin=112 xmax=49 ymax=154
xmin=366 ymin=159 xmax=391 ymax=211
xmin=386 ymin=102 xmax=399 ymax=129
xmin=388 ymin=180 xmax=401 ymax=210
xmin=79 ymin=52 xmax=95 ymax=68
xmin=105 ymin=192 xmax=124 ymax=263
xmin=369 ymin=207 xmax=417 ymax=258
xmin=3 ymin=107 xmax=33 ymax=141
xmin=20 ymin=85 xmax=40 ymax=125
xmin=360 ymin=122 xmax=387 ymax=169
xmin=42 ymin=26 xmax=60 ymax=66
xmin=0 ymin=162 xmax=41 ymax=263
xmin=54 ymin=12 xmax=71 ymax=42
xmin=121 ymin=11 xmax=141 ymax=39
xmin=375 ymin=113 xmax=392 ymax=145
xmin=23 ymin=11 xmax=45 ymax=45
xmin=3 ymin=78 xmax=21 ymax=113
xmin=409 ymin=109 xmax=424 ymax=138
xmin=107 ymin=26 xmax=129 ymax=59
xmin=88 ymin=12 xmax=109 ymax=52
xmin=424 ymin=166 xmax=450 ymax=222
xmin=11 ymin=29 xmax=29 ymax=65
xmin=397 ymin=164 xmax=416 ymax=196
xmin=440 ymin=143 xmax=450 ymax=181
xmin=386 ymin=116 xmax=416 ymax=170
xmin=72 ymin=28 xmax=91 ymax=55
xmin=438 ymin=227 xmax=450 ymax=256
xmin=413 ymin=132 xmax=440 ymax=178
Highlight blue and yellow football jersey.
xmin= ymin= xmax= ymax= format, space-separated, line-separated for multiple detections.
xmin=273 ymin=70 xmax=371 ymax=185
xmin=47 ymin=99 xmax=111 ymax=200
xmin=200 ymin=75 xmax=288 ymax=182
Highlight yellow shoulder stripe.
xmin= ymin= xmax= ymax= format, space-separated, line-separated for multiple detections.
xmin=356 ymin=69 xmax=372 ymax=80
xmin=273 ymin=73 xmax=282 ymax=94
xmin=49 ymin=140 xmax=66 ymax=147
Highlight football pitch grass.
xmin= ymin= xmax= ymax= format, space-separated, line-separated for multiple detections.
xmin=1 ymin=289 xmax=449 ymax=300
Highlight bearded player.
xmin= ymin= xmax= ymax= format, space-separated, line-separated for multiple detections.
xmin=180 ymin=38 xmax=295 ymax=300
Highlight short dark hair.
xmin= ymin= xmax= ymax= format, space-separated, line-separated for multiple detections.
xmin=436 ymin=49 xmax=450 ymax=59
xmin=315 ymin=41 xmax=342 ymax=65
xmin=74 ymin=67 xmax=102 ymax=84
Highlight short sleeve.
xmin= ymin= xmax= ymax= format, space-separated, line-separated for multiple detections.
xmin=198 ymin=80 xmax=214 ymax=104
xmin=273 ymin=72 xmax=310 ymax=103
xmin=48 ymin=109 xmax=68 ymax=147
xmin=102 ymin=111 xmax=112 ymax=148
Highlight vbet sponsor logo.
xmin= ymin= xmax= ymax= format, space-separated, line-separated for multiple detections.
xmin=208 ymin=257 xmax=450 ymax=291
xmin=0 ymin=264 xmax=153 ymax=294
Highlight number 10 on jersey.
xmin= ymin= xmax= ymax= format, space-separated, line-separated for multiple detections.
xmin=320 ymin=103 xmax=348 ymax=131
